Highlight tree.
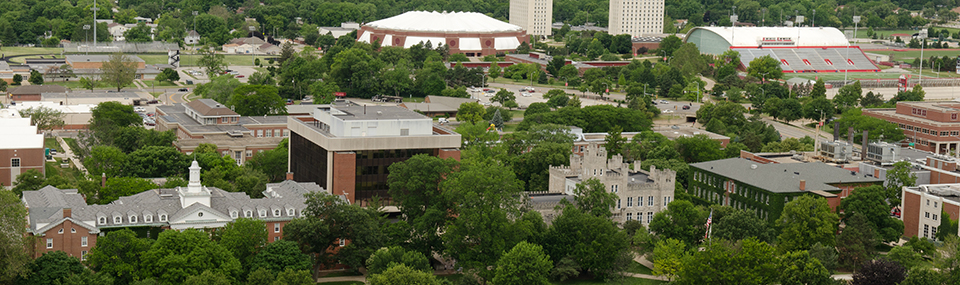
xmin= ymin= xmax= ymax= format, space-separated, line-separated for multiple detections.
xmin=568 ymin=95 xmax=582 ymax=108
xmin=712 ymin=209 xmax=775 ymax=242
xmin=852 ymin=259 xmax=905 ymax=285
xmin=649 ymin=200 xmax=707 ymax=246
xmin=675 ymin=238 xmax=779 ymax=285
xmin=573 ymin=178 xmax=618 ymax=219
xmin=28 ymin=69 xmax=44 ymax=85
xmin=183 ymin=270 xmax=232 ymax=285
xmin=651 ymin=238 xmax=687 ymax=281
xmin=249 ymin=241 xmax=312 ymax=275
xmin=124 ymin=22 xmax=153 ymax=42
xmin=543 ymin=201 xmax=631 ymax=280
xmin=12 ymin=74 xmax=22 ymax=85
xmin=809 ymin=242 xmax=839 ymax=273
xmin=834 ymin=81 xmax=863 ymax=112
xmin=124 ymin=146 xmax=189 ymax=178
xmin=367 ymin=264 xmax=441 ymax=285
xmin=11 ymin=169 xmax=46 ymax=197
xmin=777 ymin=196 xmax=839 ymax=252
xmin=803 ymin=98 xmax=835 ymax=122
xmin=670 ymin=43 xmax=709 ymax=76
xmin=215 ymin=218 xmax=267 ymax=272
xmin=228 ymin=85 xmax=287 ymax=116
xmin=245 ymin=139 xmax=289 ymax=182
xmin=140 ymin=229 xmax=242 ymax=283
xmin=198 ymin=48 xmax=227 ymax=77
xmin=0 ymin=190 xmax=29 ymax=283
xmin=658 ymin=35 xmax=683 ymax=57
xmin=900 ymin=267 xmax=943 ymax=285
xmin=0 ymin=79 xmax=7 ymax=92
xmin=887 ymin=245 xmax=923 ymax=270
xmin=779 ymin=250 xmax=834 ymax=285
xmin=746 ymin=55 xmax=783 ymax=82
xmin=100 ymin=53 xmax=137 ymax=92
xmin=456 ymin=102 xmax=486 ymax=124
xmin=248 ymin=71 xmax=274 ymax=86
xmin=810 ymin=79 xmax=827 ymax=98
xmin=159 ymin=68 xmax=180 ymax=83
xmin=841 ymin=185 xmax=904 ymax=242
xmin=98 ymin=177 xmax=158 ymax=204
xmin=493 ymin=242 xmax=552 ymax=285
xmin=365 ymin=246 xmax=432 ymax=275
xmin=604 ymin=126 xmax=626 ymax=157
xmin=18 ymin=107 xmax=65 ymax=132
xmin=274 ymin=269 xmax=313 ymax=285
xmin=86 ymin=229 xmax=152 ymax=284
xmin=283 ymin=192 xmax=384 ymax=270
xmin=886 ymin=161 xmax=917 ymax=204
xmin=195 ymin=75 xmax=243 ymax=104
xmin=837 ymin=213 xmax=879 ymax=270
xmin=17 ymin=251 xmax=88 ymax=285
xmin=675 ymin=134 xmax=725 ymax=163
xmin=490 ymin=108 xmax=504 ymax=130
xmin=492 ymin=89 xmax=516 ymax=106
xmin=79 ymin=77 xmax=99 ymax=91
xmin=386 ymin=154 xmax=460 ymax=255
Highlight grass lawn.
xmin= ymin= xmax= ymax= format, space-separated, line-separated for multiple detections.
xmin=509 ymin=110 xmax=525 ymax=119
xmin=625 ymin=261 xmax=654 ymax=275
xmin=44 ymin=138 xmax=63 ymax=153
xmin=140 ymin=79 xmax=179 ymax=87
xmin=42 ymin=80 xmax=95 ymax=90
xmin=45 ymin=159 xmax=84 ymax=185
xmin=0 ymin=46 xmax=63 ymax=57
xmin=316 ymin=282 xmax=363 ymax=285
xmin=502 ymin=122 xmax=520 ymax=132
xmin=884 ymin=49 xmax=960 ymax=61
xmin=137 ymin=54 xmax=261 ymax=66
xmin=62 ymin=138 xmax=80 ymax=155
xmin=842 ymin=29 xmax=920 ymax=39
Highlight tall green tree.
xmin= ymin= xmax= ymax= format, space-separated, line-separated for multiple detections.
xmin=198 ymin=49 xmax=227 ymax=77
xmin=543 ymin=201 xmax=631 ymax=280
xmin=28 ymin=70 xmax=44 ymax=85
xmin=778 ymin=250 xmax=834 ymax=285
xmin=365 ymin=246 xmax=432 ymax=276
xmin=493 ymin=242 xmax=553 ymax=285
xmin=746 ymin=55 xmax=783 ymax=82
xmin=248 ymin=240 xmax=313 ymax=275
xmin=0 ymin=190 xmax=29 ymax=283
xmin=573 ymin=178 xmax=618 ymax=219
xmin=649 ymin=200 xmax=707 ymax=246
xmin=100 ymin=53 xmax=137 ymax=92
xmin=651 ymin=238 xmax=687 ymax=281
xmin=17 ymin=251 xmax=90 ymax=285
xmin=387 ymin=154 xmax=459 ymax=256
xmin=214 ymin=218 xmax=267 ymax=273
xmin=140 ymin=229 xmax=242 ymax=283
xmin=367 ymin=264 xmax=441 ymax=285
xmin=841 ymin=185 xmax=904 ymax=243
xmin=228 ymin=85 xmax=287 ymax=116
xmin=777 ymin=196 xmax=839 ymax=252
xmin=886 ymin=161 xmax=917 ymax=204
xmin=834 ymin=81 xmax=863 ymax=112
xmin=675 ymin=238 xmax=779 ymax=285
xmin=712 ymin=209 xmax=775 ymax=242
xmin=18 ymin=107 xmax=65 ymax=132
xmin=86 ymin=228 xmax=153 ymax=284
xmin=283 ymin=192 xmax=384 ymax=270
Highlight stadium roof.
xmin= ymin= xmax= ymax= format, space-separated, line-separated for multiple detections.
xmin=686 ymin=27 xmax=848 ymax=49
xmin=364 ymin=11 xmax=523 ymax=33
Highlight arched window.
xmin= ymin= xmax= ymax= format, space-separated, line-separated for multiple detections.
xmin=287 ymin=208 xmax=295 ymax=216
xmin=245 ymin=211 xmax=252 ymax=218
xmin=259 ymin=210 xmax=267 ymax=217
xmin=274 ymin=209 xmax=281 ymax=216
xmin=231 ymin=211 xmax=238 ymax=218
xmin=99 ymin=217 xmax=106 ymax=225
xmin=130 ymin=216 xmax=137 ymax=223
xmin=114 ymin=216 xmax=122 ymax=224
xmin=159 ymin=214 xmax=167 ymax=222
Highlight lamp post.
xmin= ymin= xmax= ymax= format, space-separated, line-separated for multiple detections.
xmin=812 ymin=9 xmax=816 ymax=27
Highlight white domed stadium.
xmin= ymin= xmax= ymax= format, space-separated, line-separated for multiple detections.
xmin=357 ymin=11 xmax=528 ymax=56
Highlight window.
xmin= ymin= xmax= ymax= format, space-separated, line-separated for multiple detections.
xmin=46 ymin=239 xmax=53 ymax=249
xmin=11 ymin=158 xmax=20 ymax=167
xmin=925 ymin=212 xmax=930 ymax=218
xmin=283 ymin=130 xmax=289 ymax=137
xmin=927 ymin=199 xmax=930 ymax=206
xmin=274 ymin=223 xmax=280 ymax=233
xmin=231 ymin=211 xmax=238 ymax=218
xmin=339 ymin=239 xmax=346 ymax=247
xmin=246 ymin=150 xmax=253 ymax=157
xmin=259 ymin=210 xmax=267 ymax=217
xmin=934 ymin=214 xmax=939 ymax=221
xmin=942 ymin=131 xmax=949 ymax=137
xmin=924 ymin=225 xmax=930 ymax=237
xmin=274 ymin=209 xmax=281 ymax=217
xmin=287 ymin=208 xmax=295 ymax=216
xmin=58 ymin=228 xmax=63 ymax=234
xmin=627 ymin=197 xmax=633 ymax=207
xmin=274 ymin=236 xmax=280 ymax=242
xmin=257 ymin=130 xmax=263 ymax=137
xmin=71 ymin=228 xmax=76 ymax=233
xmin=648 ymin=196 xmax=654 ymax=206
xmin=81 ymin=236 xmax=88 ymax=247
xmin=626 ymin=213 xmax=633 ymax=221
xmin=81 ymin=251 xmax=87 ymax=261
xmin=638 ymin=196 xmax=643 ymax=206
xmin=115 ymin=216 xmax=122 ymax=224
xmin=99 ymin=217 xmax=106 ymax=225
xmin=953 ymin=114 xmax=958 ymax=120
xmin=245 ymin=211 xmax=252 ymax=218
xmin=617 ymin=199 xmax=621 ymax=209
xmin=130 ymin=216 xmax=137 ymax=223
xmin=647 ymin=212 xmax=653 ymax=223
xmin=159 ymin=214 xmax=167 ymax=222
xmin=265 ymin=130 xmax=273 ymax=137
xmin=145 ymin=215 xmax=152 ymax=223
xmin=935 ymin=202 xmax=939 ymax=208
xmin=933 ymin=226 xmax=939 ymax=236
xmin=400 ymin=129 xmax=409 ymax=136
xmin=664 ymin=196 xmax=671 ymax=205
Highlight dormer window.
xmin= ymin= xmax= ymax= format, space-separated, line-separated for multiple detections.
xmin=130 ymin=216 xmax=137 ymax=223
xmin=245 ymin=211 xmax=252 ymax=218
xmin=259 ymin=210 xmax=267 ymax=217
xmin=114 ymin=216 xmax=122 ymax=224
xmin=145 ymin=215 xmax=153 ymax=223
xmin=274 ymin=209 xmax=281 ymax=217
xmin=287 ymin=208 xmax=295 ymax=216
xmin=99 ymin=217 xmax=106 ymax=225
xmin=231 ymin=211 xmax=238 ymax=218
xmin=159 ymin=214 xmax=167 ymax=222
xmin=58 ymin=228 xmax=63 ymax=234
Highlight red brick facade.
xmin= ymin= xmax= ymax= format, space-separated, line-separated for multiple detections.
xmin=331 ymin=152 xmax=357 ymax=200
xmin=0 ymin=148 xmax=45 ymax=187
xmin=864 ymin=102 xmax=960 ymax=153
xmin=33 ymin=210 xmax=98 ymax=260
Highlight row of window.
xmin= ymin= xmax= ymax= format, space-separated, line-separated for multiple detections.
xmin=98 ymin=214 xmax=166 ymax=225
xmin=46 ymin=236 xmax=88 ymax=249
xmin=924 ymin=211 xmax=939 ymax=221
xmin=622 ymin=196 xmax=660 ymax=208
xmin=924 ymin=224 xmax=939 ymax=238
xmin=899 ymin=123 xmax=960 ymax=138
xmin=255 ymin=129 xmax=289 ymax=138
xmin=625 ymin=212 xmax=655 ymax=223
xmin=230 ymin=208 xmax=297 ymax=219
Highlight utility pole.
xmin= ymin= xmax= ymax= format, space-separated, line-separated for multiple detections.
xmin=91 ymin=0 xmax=99 ymax=47
xmin=812 ymin=9 xmax=816 ymax=27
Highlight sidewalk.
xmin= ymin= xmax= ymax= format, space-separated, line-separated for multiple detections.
xmin=55 ymin=135 xmax=87 ymax=176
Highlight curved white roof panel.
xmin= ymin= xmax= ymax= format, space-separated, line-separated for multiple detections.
xmin=685 ymin=27 xmax=849 ymax=54
xmin=365 ymin=11 xmax=523 ymax=33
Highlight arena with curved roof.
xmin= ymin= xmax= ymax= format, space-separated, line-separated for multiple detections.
xmin=685 ymin=27 xmax=879 ymax=73
xmin=357 ymin=11 xmax=528 ymax=56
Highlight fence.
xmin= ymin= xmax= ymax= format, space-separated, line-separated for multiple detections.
xmin=828 ymin=78 xmax=960 ymax=89
xmin=64 ymin=42 xmax=180 ymax=53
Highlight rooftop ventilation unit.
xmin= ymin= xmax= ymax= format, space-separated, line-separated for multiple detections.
xmin=866 ymin=141 xmax=900 ymax=165
xmin=820 ymin=140 xmax=853 ymax=163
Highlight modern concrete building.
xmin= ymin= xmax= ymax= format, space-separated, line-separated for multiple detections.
xmin=0 ymin=109 xmax=44 ymax=187
xmin=510 ymin=0 xmax=553 ymax=36
xmin=156 ymin=99 xmax=290 ymax=164
xmin=357 ymin=11 xmax=527 ymax=57
xmin=287 ymin=105 xmax=461 ymax=205
xmin=689 ymin=158 xmax=883 ymax=223
xmin=902 ymin=184 xmax=960 ymax=239
xmin=863 ymin=101 xmax=960 ymax=154
xmin=21 ymin=161 xmax=329 ymax=260
xmin=609 ymin=0 xmax=665 ymax=37
xmin=548 ymin=143 xmax=676 ymax=224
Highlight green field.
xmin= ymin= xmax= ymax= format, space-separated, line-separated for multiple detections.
xmin=137 ymin=53 xmax=261 ymax=66
xmin=843 ymin=29 xmax=922 ymax=39
xmin=44 ymin=138 xmax=63 ymax=153
xmin=0 ymin=46 xmax=63 ymax=58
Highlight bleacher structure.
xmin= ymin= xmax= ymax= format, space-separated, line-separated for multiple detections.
xmin=685 ymin=27 xmax=880 ymax=73
xmin=735 ymin=47 xmax=880 ymax=73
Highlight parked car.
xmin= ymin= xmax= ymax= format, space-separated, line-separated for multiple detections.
xmin=235 ymin=75 xmax=245 ymax=78
xmin=134 ymin=106 xmax=146 ymax=112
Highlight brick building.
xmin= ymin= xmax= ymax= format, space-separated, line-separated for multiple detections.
xmin=156 ymin=99 xmax=289 ymax=165
xmin=689 ymin=158 xmax=883 ymax=223
xmin=902 ymin=184 xmax=960 ymax=239
xmin=21 ymin=161 xmax=329 ymax=260
xmin=287 ymin=105 xmax=461 ymax=206
xmin=548 ymin=143 xmax=676 ymax=225
xmin=7 ymin=85 xmax=69 ymax=102
xmin=863 ymin=101 xmax=960 ymax=154
xmin=0 ymin=109 xmax=44 ymax=187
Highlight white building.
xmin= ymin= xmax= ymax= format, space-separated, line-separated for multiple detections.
xmin=608 ymin=0 xmax=665 ymax=37
xmin=510 ymin=0 xmax=553 ymax=36
xmin=548 ymin=143 xmax=676 ymax=224
xmin=319 ymin=22 xmax=360 ymax=38
xmin=185 ymin=30 xmax=200 ymax=45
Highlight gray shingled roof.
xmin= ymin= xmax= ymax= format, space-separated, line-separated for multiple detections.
xmin=689 ymin=158 xmax=883 ymax=193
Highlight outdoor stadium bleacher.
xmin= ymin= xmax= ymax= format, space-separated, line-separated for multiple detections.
xmin=734 ymin=47 xmax=880 ymax=73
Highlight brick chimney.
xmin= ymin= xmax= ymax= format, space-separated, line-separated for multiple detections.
xmin=286 ymin=172 xmax=294 ymax=181
xmin=63 ymin=208 xmax=72 ymax=218
xmin=799 ymin=180 xmax=806 ymax=191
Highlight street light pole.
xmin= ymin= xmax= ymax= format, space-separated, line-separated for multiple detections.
xmin=91 ymin=0 xmax=99 ymax=47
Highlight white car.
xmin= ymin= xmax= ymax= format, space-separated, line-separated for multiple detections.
xmin=134 ymin=106 xmax=146 ymax=112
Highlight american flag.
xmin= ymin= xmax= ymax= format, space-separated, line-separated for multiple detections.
xmin=704 ymin=211 xmax=713 ymax=240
